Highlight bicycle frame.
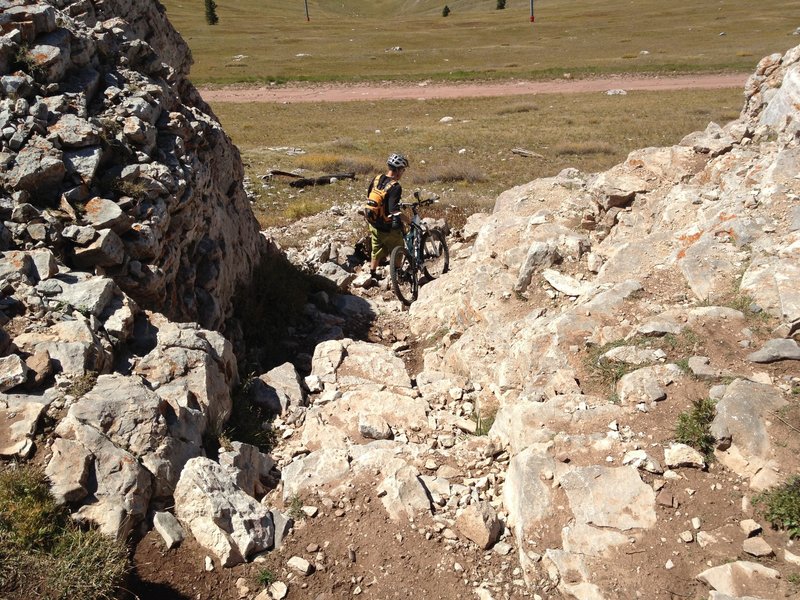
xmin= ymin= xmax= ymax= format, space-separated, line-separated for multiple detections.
xmin=398 ymin=193 xmax=436 ymax=273
xmin=389 ymin=192 xmax=448 ymax=306
xmin=403 ymin=207 xmax=428 ymax=273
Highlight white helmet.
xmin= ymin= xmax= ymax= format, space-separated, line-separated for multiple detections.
xmin=387 ymin=153 xmax=409 ymax=169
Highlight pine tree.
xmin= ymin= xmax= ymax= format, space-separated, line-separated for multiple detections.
xmin=205 ymin=0 xmax=219 ymax=25
xmin=442 ymin=5 xmax=450 ymax=16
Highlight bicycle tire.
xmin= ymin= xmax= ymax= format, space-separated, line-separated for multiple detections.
xmin=421 ymin=229 xmax=449 ymax=280
xmin=389 ymin=245 xmax=417 ymax=306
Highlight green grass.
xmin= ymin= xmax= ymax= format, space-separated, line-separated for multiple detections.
xmin=0 ymin=464 xmax=128 ymax=600
xmin=161 ymin=0 xmax=799 ymax=85
xmin=585 ymin=339 xmax=639 ymax=389
xmin=255 ymin=568 xmax=277 ymax=587
xmin=754 ymin=476 xmax=800 ymax=539
xmin=217 ymin=87 xmax=743 ymax=232
xmin=675 ymin=398 xmax=717 ymax=460
xmin=472 ymin=409 xmax=496 ymax=436
xmin=287 ymin=494 xmax=304 ymax=520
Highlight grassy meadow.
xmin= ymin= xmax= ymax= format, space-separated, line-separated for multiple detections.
xmin=161 ymin=0 xmax=800 ymax=85
xmin=211 ymin=87 xmax=744 ymax=230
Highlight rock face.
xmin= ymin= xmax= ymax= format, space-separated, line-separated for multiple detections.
xmin=0 ymin=0 xmax=275 ymax=552
xmin=0 ymin=0 xmax=266 ymax=331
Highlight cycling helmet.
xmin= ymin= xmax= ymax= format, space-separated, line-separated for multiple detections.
xmin=387 ymin=153 xmax=409 ymax=170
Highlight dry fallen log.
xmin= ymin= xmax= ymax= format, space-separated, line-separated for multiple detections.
xmin=288 ymin=172 xmax=356 ymax=188
xmin=262 ymin=170 xmax=303 ymax=180
xmin=511 ymin=147 xmax=544 ymax=158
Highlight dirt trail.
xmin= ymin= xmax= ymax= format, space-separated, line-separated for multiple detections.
xmin=199 ymin=73 xmax=749 ymax=103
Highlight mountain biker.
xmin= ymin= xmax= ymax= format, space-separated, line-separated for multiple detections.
xmin=366 ymin=153 xmax=409 ymax=280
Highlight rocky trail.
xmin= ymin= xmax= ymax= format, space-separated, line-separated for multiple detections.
xmin=1 ymin=2 xmax=800 ymax=600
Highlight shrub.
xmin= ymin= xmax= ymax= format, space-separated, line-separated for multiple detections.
xmin=497 ymin=0 xmax=506 ymax=8
xmin=0 ymin=464 xmax=64 ymax=550
xmin=675 ymin=398 xmax=716 ymax=459
xmin=473 ymin=410 xmax=496 ymax=436
xmin=442 ymin=5 xmax=450 ymax=16
xmin=753 ymin=477 xmax=800 ymax=538
xmin=205 ymin=0 xmax=219 ymax=25
xmin=224 ymin=376 xmax=277 ymax=453
xmin=496 ymin=102 xmax=538 ymax=115
xmin=256 ymin=568 xmax=277 ymax=587
xmin=287 ymin=494 xmax=304 ymax=520
xmin=553 ymin=141 xmax=615 ymax=156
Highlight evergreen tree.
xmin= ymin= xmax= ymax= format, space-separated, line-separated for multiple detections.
xmin=205 ymin=0 xmax=219 ymax=25
xmin=442 ymin=4 xmax=450 ymax=16
xmin=497 ymin=0 xmax=506 ymax=9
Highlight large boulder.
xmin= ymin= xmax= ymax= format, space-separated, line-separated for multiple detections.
xmin=174 ymin=457 xmax=274 ymax=567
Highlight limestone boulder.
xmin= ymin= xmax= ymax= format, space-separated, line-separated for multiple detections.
xmin=174 ymin=457 xmax=274 ymax=567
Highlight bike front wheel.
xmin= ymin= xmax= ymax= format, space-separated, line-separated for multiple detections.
xmin=390 ymin=245 xmax=418 ymax=306
xmin=421 ymin=229 xmax=449 ymax=280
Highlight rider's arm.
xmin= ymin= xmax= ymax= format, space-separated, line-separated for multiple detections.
xmin=385 ymin=185 xmax=408 ymax=227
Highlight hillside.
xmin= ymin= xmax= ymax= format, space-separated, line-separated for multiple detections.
xmin=1 ymin=1 xmax=800 ymax=599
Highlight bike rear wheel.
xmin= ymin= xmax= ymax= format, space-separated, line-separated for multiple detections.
xmin=390 ymin=246 xmax=417 ymax=305
xmin=421 ymin=229 xmax=449 ymax=280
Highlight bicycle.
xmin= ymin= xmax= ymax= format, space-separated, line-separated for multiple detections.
xmin=389 ymin=192 xmax=450 ymax=306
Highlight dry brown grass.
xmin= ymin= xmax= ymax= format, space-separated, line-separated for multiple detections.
xmin=161 ymin=0 xmax=798 ymax=85
xmin=217 ymin=86 xmax=744 ymax=230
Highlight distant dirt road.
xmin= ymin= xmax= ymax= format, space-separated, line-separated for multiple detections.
xmin=199 ymin=73 xmax=748 ymax=103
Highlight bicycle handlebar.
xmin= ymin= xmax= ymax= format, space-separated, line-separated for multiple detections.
xmin=399 ymin=192 xmax=439 ymax=209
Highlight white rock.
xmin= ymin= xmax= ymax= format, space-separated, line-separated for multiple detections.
xmin=287 ymin=556 xmax=312 ymax=575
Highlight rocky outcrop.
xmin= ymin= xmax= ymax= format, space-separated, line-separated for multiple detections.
xmin=0 ymin=0 xmax=266 ymax=331
xmin=398 ymin=43 xmax=800 ymax=598
xmin=0 ymin=0 xmax=276 ymax=553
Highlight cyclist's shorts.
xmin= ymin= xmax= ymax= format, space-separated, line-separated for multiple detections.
xmin=370 ymin=226 xmax=404 ymax=262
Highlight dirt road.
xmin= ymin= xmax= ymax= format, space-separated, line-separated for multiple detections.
xmin=199 ymin=73 xmax=748 ymax=103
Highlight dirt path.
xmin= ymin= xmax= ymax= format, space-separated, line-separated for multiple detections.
xmin=199 ymin=73 xmax=749 ymax=103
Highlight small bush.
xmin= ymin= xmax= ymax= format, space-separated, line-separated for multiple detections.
xmin=66 ymin=371 xmax=98 ymax=399
xmin=473 ymin=410 xmax=496 ymax=436
xmin=496 ymin=0 xmax=506 ymax=8
xmin=0 ymin=465 xmax=64 ymax=550
xmin=585 ymin=340 xmax=638 ymax=389
xmin=553 ymin=141 xmax=615 ymax=156
xmin=496 ymin=102 xmax=538 ymax=115
xmin=753 ymin=476 xmax=800 ymax=538
xmin=113 ymin=179 xmax=150 ymax=200
xmin=256 ymin=568 xmax=277 ymax=587
xmin=287 ymin=494 xmax=304 ymax=520
xmin=205 ymin=0 xmax=219 ymax=25
xmin=442 ymin=5 xmax=450 ymax=17
xmin=675 ymin=398 xmax=716 ymax=459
